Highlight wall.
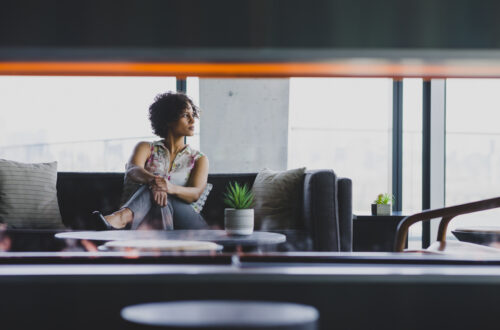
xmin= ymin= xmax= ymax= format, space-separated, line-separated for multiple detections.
xmin=199 ymin=78 xmax=289 ymax=173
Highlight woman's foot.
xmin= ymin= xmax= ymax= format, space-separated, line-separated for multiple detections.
xmin=93 ymin=208 xmax=133 ymax=230
xmin=104 ymin=208 xmax=133 ymax=229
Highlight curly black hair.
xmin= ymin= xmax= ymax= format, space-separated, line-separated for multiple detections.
xmin=148 ymin=92 xmax=200 ymax=138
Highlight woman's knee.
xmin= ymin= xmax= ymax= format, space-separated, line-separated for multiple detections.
xmin=168 ymin=196 xmax=208 ymax=229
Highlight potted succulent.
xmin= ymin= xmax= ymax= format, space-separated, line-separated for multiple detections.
xmin=371 ymin=193 xmax=394 ymax=216
xmin=223 ymin=182 xmax=255 ymax=235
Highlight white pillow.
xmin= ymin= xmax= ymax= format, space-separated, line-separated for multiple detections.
xmin=0 ymin=159 xmax=64 ymax=229
xmin=252 ymin=167 xmax=306 ymax=230
xmin=191 ymin=183 xmax=213 ymax=213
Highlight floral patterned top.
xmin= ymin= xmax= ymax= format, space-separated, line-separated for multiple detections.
xmin=121 ymin=140 xmax=212 ymax=213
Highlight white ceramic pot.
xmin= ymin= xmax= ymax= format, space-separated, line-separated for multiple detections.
xmin=224 ymin=208 xmax=254 ymax=236
xmin=371 ymin=203 xmax=391 ymax=216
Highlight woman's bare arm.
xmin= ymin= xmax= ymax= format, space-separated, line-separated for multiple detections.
xmin=125 ymin=142 xmax=169 ymax=206
xmin=166 ymin=155 xmax=209 ymax=203
xmin=125 ymin=141 xmax=156 ymax=185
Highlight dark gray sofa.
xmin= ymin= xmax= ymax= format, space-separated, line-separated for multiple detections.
xmin=56 ymin=170 xmax=352 ymax=252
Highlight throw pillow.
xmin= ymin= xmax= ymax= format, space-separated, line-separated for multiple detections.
xmin=0 ymin=159 xmax=64 ymax=229
xmin=251 ymin=167 xmax=306 ymax=230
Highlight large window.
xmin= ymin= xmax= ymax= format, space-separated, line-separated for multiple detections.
xmin=288 ymin=78 xmax=393 ymax=212
xmin=402 ymin=79 xmax=423 ymax=212
xmin=403 ymin=78 xmax=423 ymax=247
xmin=0 ymin=76 xmax=176 ymax=172
xmin=446 ymin=79 xmax=500 ymax=233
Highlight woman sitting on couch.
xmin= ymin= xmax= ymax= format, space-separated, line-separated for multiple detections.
xmin=94 ymin=92 xmax=210 ymax=230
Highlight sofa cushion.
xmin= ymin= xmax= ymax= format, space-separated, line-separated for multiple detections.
xmin=0 ymin=159 xmax=64 ymax=229
xmin=252 ymin=167 xmax=306 ymax=230
xmin=57 ymin=172 xmax=124 ymax=229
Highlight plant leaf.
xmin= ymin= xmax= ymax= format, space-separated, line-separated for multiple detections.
xmin=223 ymin=181 xmax=254 ymax=209
xmin=241 ymin=193 xmax=253 ymax=209
xmin=224 ymin=197 xmax=235 ymax=208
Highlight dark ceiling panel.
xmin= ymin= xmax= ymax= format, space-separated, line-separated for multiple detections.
xmin=1 ymin=0 xmax=500 ymax=61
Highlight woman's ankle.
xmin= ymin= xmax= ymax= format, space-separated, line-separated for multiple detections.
xmin=104 ymin=208 xmax=133 ymax=229
xmin=120 ymin=208 xmax=134 ymax=224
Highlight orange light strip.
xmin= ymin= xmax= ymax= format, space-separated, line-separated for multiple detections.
xmin=2 ymin=61 xmax=500 ymax=78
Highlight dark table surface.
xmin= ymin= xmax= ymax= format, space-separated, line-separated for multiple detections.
xmin=353 ymin=211 xmax=408 ymax=220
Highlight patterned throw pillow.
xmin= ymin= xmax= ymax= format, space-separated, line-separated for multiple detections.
xmin=251 ymin=167 xmax=306 ymax=230
xmin=191 ymin=183 xmax=213 ymax=213
xmin=0 ymin=159 xmax=64 ymax=229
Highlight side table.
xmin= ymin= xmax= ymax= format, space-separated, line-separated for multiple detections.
xmin=353 ymin=212 xmax=408 ymax=252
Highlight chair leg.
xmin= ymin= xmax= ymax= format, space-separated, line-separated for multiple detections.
xmin=437 ymin=216 xmax=455 ymax=242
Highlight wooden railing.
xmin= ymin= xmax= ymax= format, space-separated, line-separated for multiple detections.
xmin=394 ymin=196 xmax=500 ymax=252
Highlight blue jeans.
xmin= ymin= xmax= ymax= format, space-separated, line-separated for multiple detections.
xmin=122 ymin=185 xmax=208 ymax=230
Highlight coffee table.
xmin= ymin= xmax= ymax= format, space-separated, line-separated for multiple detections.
xmin=55 ymin=230 xmax=286 ymax=249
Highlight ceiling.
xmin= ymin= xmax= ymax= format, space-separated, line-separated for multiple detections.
xmin=2 ymin=0 xmax=500 ymax=78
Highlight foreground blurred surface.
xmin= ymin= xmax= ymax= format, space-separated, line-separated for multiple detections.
xmin=1 ymin=251 xmax=500 ymax=330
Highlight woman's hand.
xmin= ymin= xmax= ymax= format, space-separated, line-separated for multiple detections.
xmin=150 ymin=176 xmax=168 ymax=207
xmin=152 ymin=189 xmax=168 ymax=207
xmin=150 ymin=175 xmax=168 ymax=192
xmin=150 ymin=176 xmax=178 ymax=195
xmin=150 ymin=176 xmax=179 ymax=207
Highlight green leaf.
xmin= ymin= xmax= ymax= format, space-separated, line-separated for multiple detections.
xmin=241 ymin=193 xmax=254 ymax=209
xmin=229 ymin=183 xmax=238 ymax=197
xmin=225 ymin=194 xmax=236 ymax=204
xmin=223 ymin=181 xmax=255 ymax=209
xmin=224 ymin=197 xmax=236 ymax=208
xmin=373 ymin=193 xmax=394 ymax=205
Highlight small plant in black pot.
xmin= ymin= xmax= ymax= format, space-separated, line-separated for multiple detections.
xmin=371 ymin=193 xmax=394 ymax=216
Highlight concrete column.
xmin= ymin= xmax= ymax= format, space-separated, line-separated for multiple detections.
xmin=199 ymin=79 xmax=290 ymax=173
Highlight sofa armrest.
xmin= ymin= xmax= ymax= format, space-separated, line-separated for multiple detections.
xmin=337 ymin=177 xmax=352 ymax=252
xmin=303 ymin=169 xmax=340 ymax=251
